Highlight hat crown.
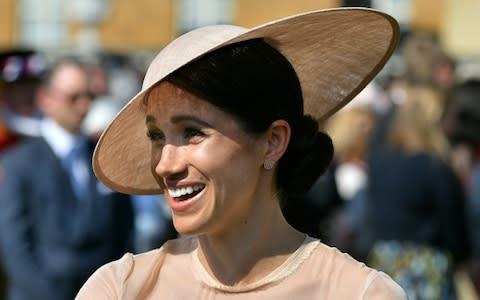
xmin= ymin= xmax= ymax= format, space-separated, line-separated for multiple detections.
xmin=142 ymin=25 xmax=248 ymax=90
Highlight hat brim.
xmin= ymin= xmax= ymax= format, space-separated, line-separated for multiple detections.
xmin=93 ymin=7 xmax=399 ymax=195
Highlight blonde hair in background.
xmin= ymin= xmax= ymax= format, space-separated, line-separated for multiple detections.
xmin=388 ymin=85 xmax=450 ymax=158
xmin=325 ymin=107 xmax=376 ymax=163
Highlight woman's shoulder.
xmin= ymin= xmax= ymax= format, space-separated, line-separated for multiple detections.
xmin=76 ymin=237 xmax=197 ymax=299
xmin=306 ymin=241 xmax=407 ymax=299
xmin=113 ymin=236 xmax=196 ymax=277
xmin=311 ymin=242 xmax=370 ymax=271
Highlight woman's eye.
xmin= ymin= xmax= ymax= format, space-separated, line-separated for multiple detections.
xmin=184 ymin=128 xmax=205 ymax=139
xmin=146 ymin=130 xmax=165 ymax=142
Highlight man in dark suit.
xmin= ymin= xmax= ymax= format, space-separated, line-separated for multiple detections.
xmin=0 ymin=58 xmax=134 ymax=300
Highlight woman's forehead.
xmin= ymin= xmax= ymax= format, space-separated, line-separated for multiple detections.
xmin=146 ymin=81 xmax=206 ymax=111
xmin=145 ymin=81 xmax=235 ymax=126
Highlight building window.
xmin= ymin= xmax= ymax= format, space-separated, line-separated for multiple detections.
xmin=18 ymin=0 xmax=68 ymax=51
xmin=177 ymin=0 xmax=234 ymax=34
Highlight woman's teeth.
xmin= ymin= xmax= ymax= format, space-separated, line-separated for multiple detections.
xmin=168 ymin=184 xmax=204 ymax=198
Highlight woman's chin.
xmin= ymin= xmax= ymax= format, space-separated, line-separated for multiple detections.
xmin=172 ymin=217 xmax=206 ymax=237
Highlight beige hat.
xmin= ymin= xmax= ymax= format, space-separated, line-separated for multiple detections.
xmin=93 ymin=7 xmax=399 ymax=195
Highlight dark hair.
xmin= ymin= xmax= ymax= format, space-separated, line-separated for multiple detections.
xmin=165 ymin=38 xmax=333 ymax=199
xmin=446 ymin=80 xmax=480 ymax=147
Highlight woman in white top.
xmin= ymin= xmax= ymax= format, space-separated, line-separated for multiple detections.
xmin=77 ymin=7 xmax=407 ymax=299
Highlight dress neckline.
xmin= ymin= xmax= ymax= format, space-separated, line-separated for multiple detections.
xmin=190 ymin=235 xmax=319 ymax=293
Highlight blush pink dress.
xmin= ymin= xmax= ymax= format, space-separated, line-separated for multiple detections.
xmin=76 ymin=236 xmax=407 ymax=299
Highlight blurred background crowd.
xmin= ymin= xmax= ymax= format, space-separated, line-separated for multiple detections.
xmin=0 ymin=0 xmax=479 ymax=299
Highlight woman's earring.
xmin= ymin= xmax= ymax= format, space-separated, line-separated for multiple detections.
xmin=263 ymin=159 xmax=275 ymax=170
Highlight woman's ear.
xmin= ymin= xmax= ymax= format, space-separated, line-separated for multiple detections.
xmin=265 ymin=120 xmax=291 ymax=163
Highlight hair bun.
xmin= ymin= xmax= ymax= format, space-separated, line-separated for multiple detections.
xmin=277 ymin=115 xmax=334 ymax=195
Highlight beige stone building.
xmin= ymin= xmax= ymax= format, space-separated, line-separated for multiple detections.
xmin=1 ymin=0 xmax=479 ymax=59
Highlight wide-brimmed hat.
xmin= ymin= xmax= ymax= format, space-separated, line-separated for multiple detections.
xmin=93 ymin=7 xmax=399 ymax=195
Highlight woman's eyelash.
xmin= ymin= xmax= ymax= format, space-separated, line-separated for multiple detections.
xmin=146 ymin=131 xmax=164 ymax=141
xmin=184 ymin=128 xmax=205 ymax=138
xmin=146 ymin=128 xmax=205 ymax=142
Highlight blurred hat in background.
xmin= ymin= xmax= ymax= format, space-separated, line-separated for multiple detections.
xmin=0 ymin=49 xmax=48 ymax=137
xmin=0 ymin=49 xmax=47 ymax=84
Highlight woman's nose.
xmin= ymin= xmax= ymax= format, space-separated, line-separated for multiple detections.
xmin=154 ymin=144 xmax=186 ymax=179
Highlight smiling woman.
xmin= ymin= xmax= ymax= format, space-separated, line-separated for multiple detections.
xmin=76 ymin=7 xmax=407 ymax=300
xmin=145 ymin=79 xmax=286 ymax=237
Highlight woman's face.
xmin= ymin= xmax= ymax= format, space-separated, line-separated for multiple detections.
xmin=145 ymin=81 xmax=268 ymax=236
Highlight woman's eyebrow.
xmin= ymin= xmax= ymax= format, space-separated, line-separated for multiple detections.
xmin=146 ymin=114 xmax=212 ymax=127
xmin=145 ymin=115 xmax=156 ymax=124
xmin=170 ymin=115 xmax=211 ymax=127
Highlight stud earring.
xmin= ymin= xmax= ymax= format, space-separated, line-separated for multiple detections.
xmin=263 ymin=159 xmax=275 ymax=170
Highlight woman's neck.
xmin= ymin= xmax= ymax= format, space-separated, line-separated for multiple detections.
xmin=195 ymin=198 xmax=305 ymax=287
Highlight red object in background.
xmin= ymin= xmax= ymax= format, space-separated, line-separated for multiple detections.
xmin=0 ymin=122 xmax=19 ymax=155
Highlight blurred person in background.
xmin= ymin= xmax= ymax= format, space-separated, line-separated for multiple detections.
xmin=87 ymin=62 xmax=109 ymax=99
xmin=0 ymin=58 xmax=134 ymax=300
xmin=322 ymin=95 xmax=379 ymax=255
xmin=385 ymin=32 xmax=457 ymax=128
xmin=442 ymin=79 xmax=480 ymax=295
xmin=368 ymin=32 xmax=458 ymax=155
xmin=343 ymin=31 xmax=476 ymax=299
xmin=327 ymin=101 xmax=378 ymax=203
xmin=357 ymin=85 xmax=471 ymax=299
xmin=0 ymin=49 xmax=46 ymax=155
xmin=82 ymin=58 xmax=177 ymax=253
xmin=0 ymin=48 xmax=47 ymax=300
xmin=401 ymin=32 xmax=457 ymax=95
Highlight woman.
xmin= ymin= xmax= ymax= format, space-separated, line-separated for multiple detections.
xmin=77 ymin=8 xmax=406 ymax=299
